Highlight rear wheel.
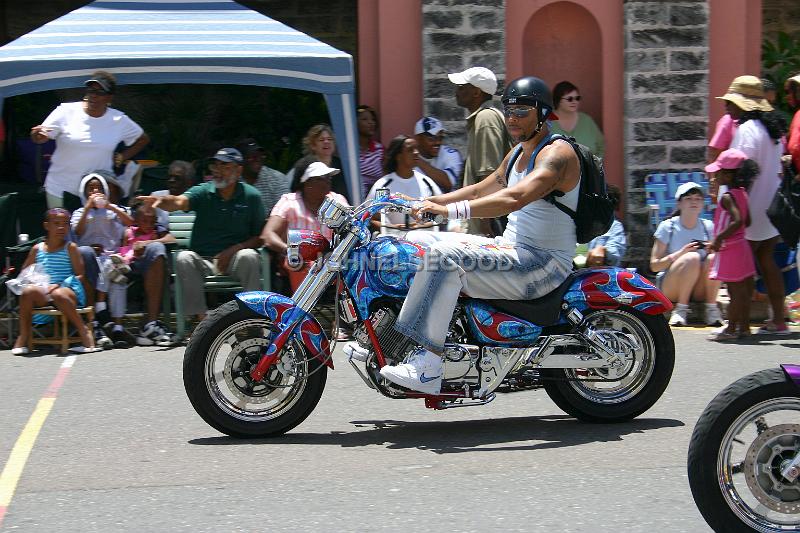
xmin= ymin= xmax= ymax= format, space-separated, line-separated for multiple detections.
xmin=183 ymin=300 xmax=327 ymax=438
xmin=542 ymin=308 xmax=674 ymax=422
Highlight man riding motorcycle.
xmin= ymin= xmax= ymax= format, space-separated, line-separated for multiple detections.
xmin=380 ymin=75 xmax=582 ymax=394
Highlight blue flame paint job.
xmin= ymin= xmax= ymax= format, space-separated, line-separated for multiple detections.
xmin=340 ymin=236 xmax=425 ymax=318
xmin=464 ymin=300 xmax=542 ymax=345
xmin=236 ymin=291 xmax=332 ymax=368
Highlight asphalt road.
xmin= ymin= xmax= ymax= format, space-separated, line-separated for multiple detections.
xmin=0 ymin=327 xmax=798 ymax=532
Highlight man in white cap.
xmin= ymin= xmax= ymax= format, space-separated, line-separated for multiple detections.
xmin=448 ymin=66 xmax=512 ymax=234
xmin=413 ymin=116 xmax=463 ymax=192
xmin=137 ymin=147 xmax=266 ymax=324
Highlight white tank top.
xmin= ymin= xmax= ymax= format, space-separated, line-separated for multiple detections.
xmin=502 ymin=146 xmax=579 ymax=267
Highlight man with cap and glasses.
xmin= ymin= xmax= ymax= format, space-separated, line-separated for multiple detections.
xmin=448 ymin=66 xmax=513 ymax=234
xmin=137 ymin=148 xmax=266 ymax=323
xmin=237 ymin=138 xmax=289 ymax=217
xmin=30 ymin=70 xmax=150 ymax=209
xmin=413 ymin=116 xmax=463 ymax=192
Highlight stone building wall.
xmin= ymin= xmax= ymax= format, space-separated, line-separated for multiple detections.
xmin=421 ymin=0 xmax=506 ymax=155
xmin=623 ymin=0 xmax=710 ymax=269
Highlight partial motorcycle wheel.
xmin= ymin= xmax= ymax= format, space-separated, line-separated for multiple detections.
xmin=687 ymin=368 xmax=800 ymax=533
xmin=183 ymin=300 xmax=327 ymax=438
xmin=542 ymin=307 xmax=674 ymax=423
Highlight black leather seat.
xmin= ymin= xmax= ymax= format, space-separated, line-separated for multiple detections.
xmin=480 ymin=272 xmax=578 ymax=326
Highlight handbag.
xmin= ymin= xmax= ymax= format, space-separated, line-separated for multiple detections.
xmin=767 ymin=170 xmax=800 ymax=249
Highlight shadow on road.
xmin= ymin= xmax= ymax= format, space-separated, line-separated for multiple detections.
xmin=189 ymin=415 xmax=684 ymax=454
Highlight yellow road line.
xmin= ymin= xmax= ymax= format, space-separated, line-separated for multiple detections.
xmin=0 ymin=397 xmax=56 ymax=507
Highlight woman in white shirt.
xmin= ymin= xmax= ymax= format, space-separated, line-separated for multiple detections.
xmin=718 ymin=75 xmax=789 ymax=334
xmin=30 ymin=71 xmax=149 ymax=209
xmin=366 ymin=135 xmax=442 ymax=237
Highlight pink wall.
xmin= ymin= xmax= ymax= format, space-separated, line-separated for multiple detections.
xmin=357 ymin=0 xmax=422 ymax=145
xmin=507 ymin=0 xmax=624 ymax=195
xmin=709 ymin=0 xmax=762 ymax=136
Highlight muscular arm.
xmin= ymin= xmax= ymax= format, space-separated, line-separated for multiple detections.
xmin=467 ymin=141 xmax=577 ymax=219
xmin=427 ymin=150 xmax=513 ymax=205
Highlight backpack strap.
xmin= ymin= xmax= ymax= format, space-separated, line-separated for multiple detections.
xmin=503 ymin=144 xmax=524 ymax=186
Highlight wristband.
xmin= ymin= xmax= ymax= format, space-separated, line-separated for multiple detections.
xmin=446 ymin=200 xmax=471 ymax=220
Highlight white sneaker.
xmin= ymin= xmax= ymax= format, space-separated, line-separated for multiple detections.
xmin=343 ymin=342 xmax=369 ymax=362
xmin=705 ymin=303 xmax=723 ymax=326
xmin=669 ymin=303 xmax=689 ymax=326
xmin=379 ymin=349 xmax=443 ymax=394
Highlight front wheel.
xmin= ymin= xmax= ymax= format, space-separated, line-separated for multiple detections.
xmin=183 ymin=300 xmax=327 ymax=438
xmin=542 ymin=308 xmax=674 ymax=423
xmin=687 ymin=368 xmax=800 ymax=532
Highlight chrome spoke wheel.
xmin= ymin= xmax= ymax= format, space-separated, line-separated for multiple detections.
xmin=204 ymin=318 xmax=308 ymax=422
xmin=565 ymin=309 xmax=655 ymax=404
xmin=718 ymin=398 xmax=800 ymax=532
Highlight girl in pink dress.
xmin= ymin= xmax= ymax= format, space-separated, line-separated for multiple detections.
xmin=706 ymin=149 xmax=759 ymax=341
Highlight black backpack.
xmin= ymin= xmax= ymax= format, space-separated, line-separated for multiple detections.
xmin=505 ymin=134 xmax=614 ymax=244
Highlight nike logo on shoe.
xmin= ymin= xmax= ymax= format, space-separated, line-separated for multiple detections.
xmin=419 ymin=373 xmax=441 ymax=383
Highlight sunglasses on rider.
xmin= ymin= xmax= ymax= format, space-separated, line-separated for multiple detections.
xmin=502 ymin=106 xmax=535 ymax=118
xmin=562 ymin=95 xmax=581 ymax=102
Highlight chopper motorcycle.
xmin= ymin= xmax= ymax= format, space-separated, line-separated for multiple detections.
xmin=183 ymin=190 xmax=676 ymax=438
xmin=688 ymin=365 xmax=800 ymax=532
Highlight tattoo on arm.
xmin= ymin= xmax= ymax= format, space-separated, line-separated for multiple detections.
xmin=539 ymin=150 xmax=569 ymax=192
xmin=495 ymin=172 xmax=507 ymax=187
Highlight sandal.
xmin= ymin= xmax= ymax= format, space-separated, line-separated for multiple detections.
xmin=708 ymin=330 xmax=739 ymax=342
xmin=755 ymin=322 xmax=792 ymax=336
xmin=11 ymin=346 xmax=30 ymax=355
xmin=68 ymin=345 xmax=103 ymax=354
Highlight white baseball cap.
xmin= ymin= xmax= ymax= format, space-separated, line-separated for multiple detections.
xmin=674 ymin=181 xmax=704 ymax=200
xmin=414 ymin=116 xmax=445 ymax=136
xmin=448 ymin=67 xmax=498 ymax=96
xmin=300 ymin=161 xmax=340 ymax=183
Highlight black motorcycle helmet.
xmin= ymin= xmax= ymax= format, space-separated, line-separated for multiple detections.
xmin=501 ymin=76 xmax=557 ymax=140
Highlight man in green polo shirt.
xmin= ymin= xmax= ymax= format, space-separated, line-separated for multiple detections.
xmin=137 ymin=147 xmax=266 ymax=321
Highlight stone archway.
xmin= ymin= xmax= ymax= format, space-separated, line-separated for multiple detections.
xmin=522 ymin=1 xmax=603 ymax=129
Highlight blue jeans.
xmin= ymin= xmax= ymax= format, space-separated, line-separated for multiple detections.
xmin=393 ymin=231 xmax=572 ymax=352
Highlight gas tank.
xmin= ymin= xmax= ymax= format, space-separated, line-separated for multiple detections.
xmin=286 ymin=229 xmax=330 ymax=268
xmin=341 ymin=236 xmax=426 ymax=318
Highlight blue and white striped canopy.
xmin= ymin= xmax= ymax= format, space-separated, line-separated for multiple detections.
xmin=0 ymin=0 xmax=361 ymax=200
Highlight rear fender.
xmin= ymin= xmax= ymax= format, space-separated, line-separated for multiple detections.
xmin=235 ymin=291 xmax=333 ymax=369
xmin=781 ymin=365 xmax=800 ymax=388
xmin=564 ymin=267 xmax=673 ymax=316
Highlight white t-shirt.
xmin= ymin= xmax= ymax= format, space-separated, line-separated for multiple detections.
xmin=416 ymin=144 xmax=463 ymax=188
xmin=366 ymin=170 xmax=442 ymax=235
xmin=730 ymin=119 xmax=782 ymax=241
xmin=42 ymin=102 xmax=144 ymax=198
xmin=654 ymin=216 xmax=714 ymax=256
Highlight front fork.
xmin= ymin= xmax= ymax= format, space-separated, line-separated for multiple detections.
xmin=250 ymin=231 xmax=360 ymax=381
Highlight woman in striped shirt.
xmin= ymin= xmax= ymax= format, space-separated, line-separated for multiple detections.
xmin=11 ymin=208 xmax=99 ymax=355
xmin=357 ymin=105 xmax=385 ymax=195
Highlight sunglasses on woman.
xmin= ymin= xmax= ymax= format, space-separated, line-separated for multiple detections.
xmin=562 ymin=95 xmax=581 ymax=102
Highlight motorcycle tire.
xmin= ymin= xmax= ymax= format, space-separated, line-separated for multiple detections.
xmin=542 ymin=307 xmax=674 ymax=423
xmin=687 ymin=368 xmax=800 ymax=533
xmin=183 ymin=300 xmax=327 ymax=438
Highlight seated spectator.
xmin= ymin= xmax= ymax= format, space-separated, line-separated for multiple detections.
xmin=152 ymin=160 xmax=195 ymax=230
xmin=237 ymin=138 xmax=289 ymax=217
xmin=72 ymin=170 xmax=132 ymax=348
xmin=287 ymin=124 xmax=350 ymax=202
xmin=137 ymin=148 xmax=266 ymax=323
xmin=111 ymin=202 xmax=177 ymax=346
xmin=584 ymin=184 xmax=627 ymax=267
xmin=357 ymin=105 xmax=385 ymax=195
xmin=413 ymin=116 xmax=463 ymax=192
xmin=649 ymin=182 xmax=722 ymax=326
xmin=262 ymin=156 xmax=349 ymax=291
xmin=12 ymin=208 xmax=99 ymax=355
xmin=366 ymin=135 xmax=443 ymax=237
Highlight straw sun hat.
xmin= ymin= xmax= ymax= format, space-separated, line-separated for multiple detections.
xmin=716 ymin=75 xmax=773 ymax=112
